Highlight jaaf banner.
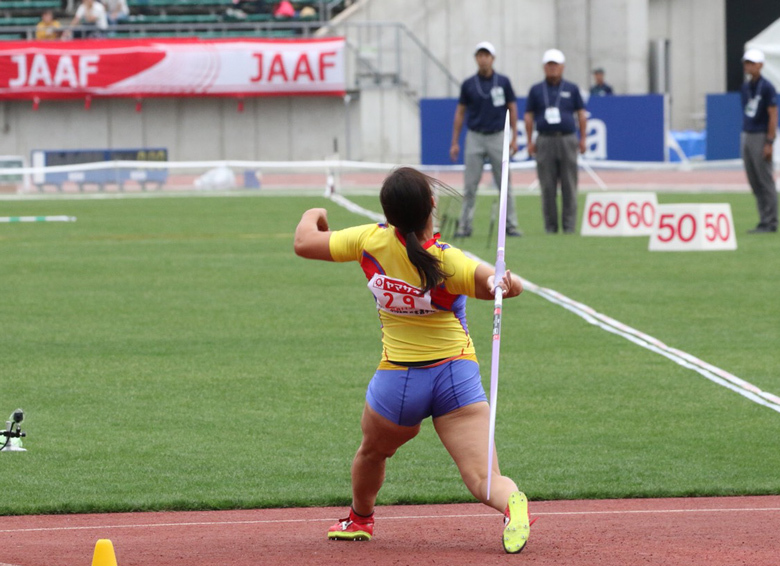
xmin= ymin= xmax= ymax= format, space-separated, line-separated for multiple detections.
xmin=0 ymin=37 xmax=346 ymax=100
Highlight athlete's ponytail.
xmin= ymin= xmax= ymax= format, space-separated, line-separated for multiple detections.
xmin=380 ymin=167 xmax=448 ymax=294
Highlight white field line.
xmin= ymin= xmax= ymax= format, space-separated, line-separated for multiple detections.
xmin=329 ymin=193 xmax=384 ymax=222
xmin=1 ymin=507 xmax=779 ymax=534
xmin=329 ymin=195 xmax=780 ymax=415
xmin=0 ymin=215 xmax=76 ymax=222
xmin=515 ymin=279 xmax=780 ymax=414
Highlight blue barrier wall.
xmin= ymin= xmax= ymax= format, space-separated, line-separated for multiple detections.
xmin=705 ymin=93 xmax=742 ymax=160
xmin=31 ymin=148 xmax=168 ymax=189
xmin=421 ymin=94 xmax=666 ymax=165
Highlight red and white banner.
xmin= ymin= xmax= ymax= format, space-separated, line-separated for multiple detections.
xmin=0 ymin=37 xmax=345 ymax=100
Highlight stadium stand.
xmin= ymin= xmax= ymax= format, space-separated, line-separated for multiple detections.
xmin=1 ymin=0 xmax=60 ymax=14
xmin=0 ymin=0 xmax=330 ymax=39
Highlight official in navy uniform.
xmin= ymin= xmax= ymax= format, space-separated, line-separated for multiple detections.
xmin=449 ymin=41 xmax=522 ymax=238
xmin=741 ymin=48 xmax=778 ymax=234
xmin=589 ymin=68 xmax=614 ymax=97
xmin=524 ymin=49 xmax=587 ymax=234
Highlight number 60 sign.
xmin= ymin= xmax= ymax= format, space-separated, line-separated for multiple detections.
xmin=649 ymin=204 xmax=737 ymax=251
xmin=580 ymin=192 xmax=658 ymax=236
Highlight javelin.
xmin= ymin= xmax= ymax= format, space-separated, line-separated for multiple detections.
xmin=486 ymin=111 xmax=512 ymax=501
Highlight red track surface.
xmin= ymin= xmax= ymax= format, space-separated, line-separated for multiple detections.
xmin=2 ymin=496 xmax=778 ymax=566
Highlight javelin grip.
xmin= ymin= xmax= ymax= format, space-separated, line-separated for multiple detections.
xmin=493 ymin=258 xmax=506 ymax=294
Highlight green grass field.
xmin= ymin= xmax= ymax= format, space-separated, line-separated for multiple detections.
xmin=1 ymin=190 xmax=778 ymax=515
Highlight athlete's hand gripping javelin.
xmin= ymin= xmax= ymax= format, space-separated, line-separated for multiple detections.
xmin=486 ymin=270 xmax=521 ymax=299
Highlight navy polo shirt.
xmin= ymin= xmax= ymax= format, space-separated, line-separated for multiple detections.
xmin=526 ymin=79 xmax=585 ymax=134
xmin=741 ymin=76 xmax=777 ymax=133
xmin=459 ymin=71 xmax=516 ymax=133
xmin=590 ymin=83 xmax=613 ymax=96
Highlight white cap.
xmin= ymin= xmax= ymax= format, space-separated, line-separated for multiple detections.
xmin=474 ymin=41 xmax=496 ymax=57
xmin=542 ymin=49 xmax=566 ymax=64
xmin=743 ymin=48 xmax=765 ymax=63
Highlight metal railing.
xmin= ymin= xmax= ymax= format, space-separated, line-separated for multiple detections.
xmin=320 ymin=21 xmax=460 ymax=102
xmin=0 ymin=20 xmax=324 ymax=39
xmin=0 ymin=0 xmax=354 ymax=39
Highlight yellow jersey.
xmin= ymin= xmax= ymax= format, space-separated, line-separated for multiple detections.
xmin=35 ymin=20 xmax=61 ymax=40
xmin=329 ymin=223 xmax=481 ymax=365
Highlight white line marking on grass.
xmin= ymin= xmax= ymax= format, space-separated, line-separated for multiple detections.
xmin=1 ymin=507 xmax=779 ymax=534
xmin=330 ymin=194 xmax=384 ymax=222
xmin=329 ymin=195 xmax=780 ymax=414
xmin=514 ymin=278 xmax=780 ymax=414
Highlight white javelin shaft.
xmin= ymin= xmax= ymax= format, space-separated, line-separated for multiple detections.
xmin=486 ymin=111 xmax=512 ymax=501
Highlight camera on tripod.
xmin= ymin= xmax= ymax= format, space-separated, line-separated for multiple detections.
xmin=1 ymin=409 xmax=27 ymax=452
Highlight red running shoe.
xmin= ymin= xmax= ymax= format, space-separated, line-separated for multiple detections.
xmin=327 ymin=508 xmax=374 ymax=541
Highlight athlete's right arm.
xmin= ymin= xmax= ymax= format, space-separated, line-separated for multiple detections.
xmin=474 ymin=263 xmax=523 ymax=300
xmin=294 ymin=208 xmax=334 ymax=261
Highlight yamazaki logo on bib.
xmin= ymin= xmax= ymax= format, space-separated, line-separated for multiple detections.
xmin=369 ymin=274 xmax=435 ymax=316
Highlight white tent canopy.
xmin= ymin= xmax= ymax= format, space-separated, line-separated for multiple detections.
xmin=746 ymin=18 xmax=780 ymax=89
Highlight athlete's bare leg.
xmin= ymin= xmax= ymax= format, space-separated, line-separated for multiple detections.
xmin=433 ymin=401 xmax=518 ymax=512
xmin=350 ymin=403 xmax=420 ymax=516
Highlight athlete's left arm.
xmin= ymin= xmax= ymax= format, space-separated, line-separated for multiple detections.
xmin=474 ymin=263 xmax=523 ymax=300
xmin=294 ymin=208 xmax=334 ymax=261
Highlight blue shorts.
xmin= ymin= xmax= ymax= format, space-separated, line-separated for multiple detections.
xmin=366 ymin=359 xmax=487 ymax=427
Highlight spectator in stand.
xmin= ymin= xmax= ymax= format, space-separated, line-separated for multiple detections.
xmin=229 ymin=0 xmax=272 ymax=15
xmin=36 ymin=9 xmax=62 ymax=40
xmin=273 ymin=0 xmax=296 ymax=18
xmin=103 ymin=0 xmax=129 ymax=26
xmin=70 ymin=0 xmax=108 ymax=38
xmin=589 ymin=68 xmax=614 ymax=97
xmin=299 ymin=5 xmax=316 ymax=18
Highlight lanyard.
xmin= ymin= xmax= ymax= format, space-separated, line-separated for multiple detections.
xmin=473 ymin=72 xmax=498 ymax=99
xmin=543 ymin=80 xmax=564 ymax=109
xmin=751 ymin=78 xmax=764 ymax=98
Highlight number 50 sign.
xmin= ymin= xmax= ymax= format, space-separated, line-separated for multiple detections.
xmin=649 ymin=204 xmax=737 ymax=251
xmin=581 ymin=192 xmax=658 ymax=236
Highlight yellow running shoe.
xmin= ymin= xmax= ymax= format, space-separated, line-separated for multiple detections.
xmin=502 ymin=491 xmax=531 ymax=554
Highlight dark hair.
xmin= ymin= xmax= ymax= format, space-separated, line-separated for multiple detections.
xmin=380 ymin=167 xmax=449 ymax=294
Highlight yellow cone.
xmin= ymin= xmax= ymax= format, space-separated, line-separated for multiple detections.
xmin=92 ymin=539 xmax=118 ymax=566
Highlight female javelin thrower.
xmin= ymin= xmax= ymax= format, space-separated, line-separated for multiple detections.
xmin=294 ymin=167 xmax=532 ymax=554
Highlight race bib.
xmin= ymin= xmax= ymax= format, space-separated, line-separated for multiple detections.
xmin=368 ymin=273 xmax=435 ymax=316
xmin=745 ymin=95 xmax=760 ymax=118
xmin=544 ymin=107 xmax=562 ymax=124
xmin=490 ymin=86 xmax=506 ymax=107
